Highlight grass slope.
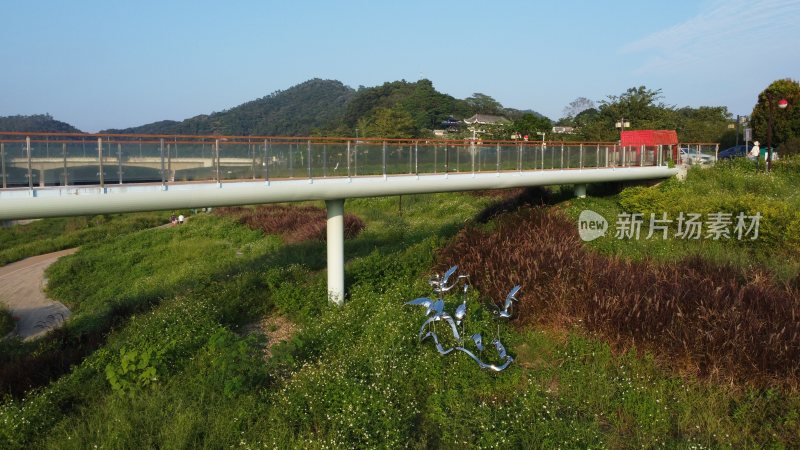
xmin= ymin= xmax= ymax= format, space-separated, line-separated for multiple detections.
xmin=0 ymin=213 xmax=168 ymax=267
xmin=1 ymin=160 xmax=799 ymax=448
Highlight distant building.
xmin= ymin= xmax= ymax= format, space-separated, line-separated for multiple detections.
xmin=552 ymin=126 xmax=575 ymax=134
xmin=621 ymin=130 xmax=679 ymax=161
xmin=620 ymin=130 xmax=678 ymax=146
xmin=463 ymin=114 xmax=511 ymax=138
xmin=463 ymin=114 xmax=511 ymax=126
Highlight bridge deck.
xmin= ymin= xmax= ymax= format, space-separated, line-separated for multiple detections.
xmin=0 ymin=132 xmax=690 ymax=304
xmin=0 ymin=132 xmax=687 ymax=220
xmin=0 ymin=166 xmax=676 ymax=220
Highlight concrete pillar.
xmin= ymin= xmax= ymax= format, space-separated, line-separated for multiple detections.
xmin=574 ymin=183 xmax=587 ymax=198
xmin=326 ymin=199 xmax=345 ymax=305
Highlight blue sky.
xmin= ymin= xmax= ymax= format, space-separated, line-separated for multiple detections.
xmin=1 ymin=0 xmax=798 ymax=132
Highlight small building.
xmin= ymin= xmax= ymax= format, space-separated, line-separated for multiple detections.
xmin=463 ymin=114 xmax=510 ymax=139
xmin=463 ymin=114 xmax=511 ymax=126
xmin=621 ymin=130 xmax=679 ymax=161
xmin=552 ymin=126 xmax=575 ymax=134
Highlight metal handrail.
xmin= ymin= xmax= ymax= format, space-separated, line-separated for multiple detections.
xmin=0 ymin=132 xmax=712 ymax=190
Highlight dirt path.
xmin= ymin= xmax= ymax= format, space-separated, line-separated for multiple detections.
xmin=0 ymin=248 xmax=77 ymax=340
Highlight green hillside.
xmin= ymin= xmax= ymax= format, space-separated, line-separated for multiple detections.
xmin=344 ymin=79 xmax=474 ymax=136
xmin=102 ymin=79 xmax=356 ymax=136
xmin=0 ymin=80 xmax=757 ymax=145
xmin=0 ymin=78 xmax=547 ymax=139
xmin=0 ymin=114 xmax=82 ymax=133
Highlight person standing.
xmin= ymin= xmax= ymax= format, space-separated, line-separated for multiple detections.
xmin=749 ymin=141 xmax=760 ymax=160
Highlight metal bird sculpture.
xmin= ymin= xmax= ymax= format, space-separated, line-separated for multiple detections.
xmin=406 ymin=266 xmax=518 ymax=371
xmin=471 ymin=333 xmax=484 ymax=352
xmin=429 ymin=265 xmax=462 ymax=294
xmin=454 ymin=302 xmax=467 ymax=323
xmin=493 ymin=338 xmax=507 ymax=359
xmin=427 ymin=298 xmax=444 ymax=317
xmin=405 ymin=297 xmax=433 ymax=309
xmin=494 ymin=285 xmax=521 ymax=319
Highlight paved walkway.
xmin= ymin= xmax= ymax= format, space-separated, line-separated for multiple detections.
xmin=0 ymin=248 xmax=77 ymax=340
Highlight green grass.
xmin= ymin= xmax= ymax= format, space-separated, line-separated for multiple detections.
xmin=0 ymin=212 xmax=170 ymax=267
xmin=0 ymin=174 xmax=799 ymax=448
xmin=560 ymin=157 xmax=800 ymax=280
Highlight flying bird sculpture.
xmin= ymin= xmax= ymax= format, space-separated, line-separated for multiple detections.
xmin=494 ymin=285 xmax=522 ymax=319
xmin=405 ymin=266 xmax=519 ymax=371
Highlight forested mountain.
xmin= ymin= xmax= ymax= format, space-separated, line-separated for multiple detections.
xmin=100 ymin=78 xmax=547 ymax=139
xmin=0 ymin=114 xmax=83 ymax=133
xmin=102 ymin=79 xmax=356 ymax=136
xmin=0 ymin=79 xmax=548 ymax=139
xmin=344 ymin=79 xmax=474 ymax=136
xmin=1 ymin=80 xmax=749 ymax=145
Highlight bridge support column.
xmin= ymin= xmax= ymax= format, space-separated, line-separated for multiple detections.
xmin=574 ymin=183 xmax=587 ymax=198
xmin=326 ymin=199 xmax=345 ymax=306
xmin=39 ymin=168 xmax=46 ymax=187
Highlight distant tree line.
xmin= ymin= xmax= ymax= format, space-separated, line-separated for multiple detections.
xmin=0 ymin=114 xmax=81 ymax=134
xmin=3 ymin=79 xmax=797 ymax=151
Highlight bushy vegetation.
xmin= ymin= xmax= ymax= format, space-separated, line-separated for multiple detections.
xmin=0 ymin=213 xmax=167 ymax=267
xmin=2 ymin=162 xmax=800 ymax=448
xmin=560 ymin=157 xmax=800 ymax=279
xmin=617 ymin=158 xmax=800 ymax=250
xmin=439 ymin=207 xmax=800 ymax=384
xmin=215 ymin=204 xmax=365 ymax=243
xmin=0 ymin=214 xmax=275 ymax=396
xmin=750 ymin=78 xmax=800 ymax=148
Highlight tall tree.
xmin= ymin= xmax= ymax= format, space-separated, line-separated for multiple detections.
xmin=673 ymin=106 xmax=733 ymax=143
xmin=562 ymin=97 xmax=596 ymax=120
xmin=750 ymin=78 xmax=800 ymax=149
xmin=574 ymin=86 xmax=675 ymax=141
xmin=464 ymin=93 xmax=503 ymax=115
xmin=510 ymin=113 xmax=551 ymax=138
xmin=359 ymin=106 xmax=416 ymax=138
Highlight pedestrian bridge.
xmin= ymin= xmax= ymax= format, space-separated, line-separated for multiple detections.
xmin=0 ymin=132 xmax=702 ymax=303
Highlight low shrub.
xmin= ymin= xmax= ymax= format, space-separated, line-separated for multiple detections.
xmin=438 ymin=207 xmax=800 ymax=385
xmin=215 ymin=204 xmax=365 ymax=243
xmin=196 ymin=329 xmax=268 ymax=398
xmin=615 ymin=160 xmax=800 ymax=253
xmin=105 ymin=348 xmax=162 ymax=396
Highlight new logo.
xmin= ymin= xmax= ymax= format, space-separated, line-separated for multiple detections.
xmin=578 ymin=209 xmax=608 ymax=241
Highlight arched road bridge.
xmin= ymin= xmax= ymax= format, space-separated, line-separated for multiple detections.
xmin=1 ymin=132 xmax=715 ymax=304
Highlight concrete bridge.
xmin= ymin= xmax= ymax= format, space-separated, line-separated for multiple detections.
xmin=4 ymin=156 xmax=255 ymax=185
xmin=0 ymin=132 xmax=700 ymax=304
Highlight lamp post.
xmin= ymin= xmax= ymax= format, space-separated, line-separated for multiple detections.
xmin=765 ymin=93 xmax=788 ymax=172
xmin=615 ymin=118 xmax=630 ymax=142
xmin=735 ymin=115 xmax=747 ymax=147
xmin=536 ymin=131 xmax=546 ymax=147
